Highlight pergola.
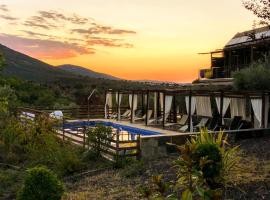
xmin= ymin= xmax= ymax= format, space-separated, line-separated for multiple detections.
xmin=104 ymin=89 xmax=269 ymax=132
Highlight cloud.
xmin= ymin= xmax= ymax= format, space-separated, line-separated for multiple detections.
xmin=0 ymin=33 xmax=94 ymax=59
xmin=0 ymin=14 xmax=18 ymax=21
xmin=38 ymin=10 xmax=89 ymax=25
xmin=0 ymin=5 xmax=8 ymax=12
xmin=72 ymin=24 xmax=136 ymax=36
xmin=87 ymin=37 xmax=133 ymax=48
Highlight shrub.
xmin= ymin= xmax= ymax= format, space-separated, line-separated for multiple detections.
xmin=17 ymin=166 xmax=64 ymax=200
xmin=86 ymin=125 xmax=113 ymax=158
xmin=192 ymin=143 xmax=222 ymax=185
xmin=233 ymin=53 xmax=270 ymax=90
xmin=120 ymin=159 xmax=144 ymax=178
xmin=174 ymin=129 xmax=239 ymax=199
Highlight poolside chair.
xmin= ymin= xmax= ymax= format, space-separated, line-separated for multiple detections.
xmin=178 ymin=114 xmax=188 ymax=126
xmin=193 ymin=117 xmax=209 ymax=131
xmin=134 ymin=110 xmax=152 ymax=121
xmin=148 ymin=113 xmax=169 ymax=125
xmin=229 ymin=116 xmax=242 ymax=130
xmin=121 ymin=109 xmax=131 ymax=118
xmin=179 ymin=124 xmax=189 ymax=132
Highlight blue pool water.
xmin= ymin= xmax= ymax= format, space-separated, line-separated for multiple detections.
xmin=63 ymin=120 xmax=161 ymax=136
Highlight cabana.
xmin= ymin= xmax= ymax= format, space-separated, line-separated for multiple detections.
xmin=104 ymin=89 xmax=269 ymax=133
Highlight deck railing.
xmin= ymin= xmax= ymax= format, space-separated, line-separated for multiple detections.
xmin=16 ymin=107 xmax=141 ymax=160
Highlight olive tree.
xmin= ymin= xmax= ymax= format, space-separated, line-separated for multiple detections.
xmin=243 ymin=0 xmax=270 ymax=24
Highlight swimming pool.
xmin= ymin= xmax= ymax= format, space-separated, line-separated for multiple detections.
xmin=63 ymin=120 xmax=161 ymax=136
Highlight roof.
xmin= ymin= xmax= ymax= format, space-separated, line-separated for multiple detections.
xmin=225 ymin=26 xmax=270 ymax=48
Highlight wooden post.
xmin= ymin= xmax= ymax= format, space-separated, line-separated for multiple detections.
xmin=145 ymin=91 xmax=149 ymax=126
xmin=141 ymin=93 xmax=145 ymax=116
xmin=131 ymin=91 xmax=134 ymax=123
xmin=157 ymin=92 xmax=160 ymax=118
xmin=163 ymin=92 xmax=166 ymax=129
xmin=220 ymin=91 xmax=224 ymax=126
xmin=83 ymin=126 xmax=86 ymax=149
xmin=136 ymin=134 xmax=141 ymax=160
xmin=117 ymin=91 xmax=120 ymax=121
xmin=104 ymin=91 xmax=107 ymax=119
xmin=62 ymin=117 xmax=65 ymax=141
xmin=188 ymin=90 xmax=192 ymax=132
xmin=116 ymin=129 xmax=120 ymax=157
xmin=173 ymin=95 xmax=177 ymax=123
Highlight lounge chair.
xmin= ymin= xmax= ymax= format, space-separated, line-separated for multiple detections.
xmin=148 ymin=113 xmax=169 ymax=125
xmin=193 ymin=117 xmax=209 ymax=131
xmin=121 ymin=109 xmax=131 ymax=118
xmin=134 ymin=110 xmax=152 ymax=121
xmin=229 ymin=116 xmax=242 ymax=130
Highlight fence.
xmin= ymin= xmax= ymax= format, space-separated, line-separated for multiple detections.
xmin=55 ymin=125 xmax=141 ymax=160
xmin=38 ymin=105 xmax=105 ymax=119
xmin=16 ymin=107 xmax=141 ymax=160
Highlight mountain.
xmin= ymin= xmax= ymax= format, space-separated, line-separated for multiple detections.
xmin=0 ymin=44 xmax=119 ymax=82
xmin=57 ymin=64 xmax=120 ymax=80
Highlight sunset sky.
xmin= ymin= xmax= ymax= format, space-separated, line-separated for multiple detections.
xmin=0 ymin=0 xmax=258 ymax=82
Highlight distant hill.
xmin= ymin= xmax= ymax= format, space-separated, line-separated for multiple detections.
xmin=0 ymin=44 xmax=119 ymax=83
xmin=57 ymin=64 xmax=120 ymax=80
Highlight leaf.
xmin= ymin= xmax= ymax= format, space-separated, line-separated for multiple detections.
xmin=181 ymin=189 xmax=193 ymax=200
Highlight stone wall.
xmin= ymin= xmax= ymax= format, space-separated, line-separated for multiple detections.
xmin=140 ymin=134 xmax=190 ymax=160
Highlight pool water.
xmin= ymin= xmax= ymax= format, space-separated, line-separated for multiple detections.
xmin=63 ymin=120 xmax=160 ymax=136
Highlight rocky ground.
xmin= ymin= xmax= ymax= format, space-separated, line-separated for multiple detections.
xmin=63 ymin=136 xmax=270 ymax=200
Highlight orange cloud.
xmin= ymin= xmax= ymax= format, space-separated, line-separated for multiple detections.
xmin=0 ymin=33 xmax=94 ymax=59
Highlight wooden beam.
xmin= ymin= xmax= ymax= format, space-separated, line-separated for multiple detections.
xmin=220 ymin=91 xmax=224 ymax=126
xmin=145 ymin=91 xmax=149 ymax=126
xmin=188 ymin=90 xmax=192 ymax=132
xmin=117 ymin=91 xmax=120 ymax=121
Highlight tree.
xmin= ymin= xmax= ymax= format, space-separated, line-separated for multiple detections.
xmin=243 ymin=0 xmax=270 ymax=24
xmin=233 ymin=54 xmax=270 ymax=90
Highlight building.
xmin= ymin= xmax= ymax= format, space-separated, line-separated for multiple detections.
xmin=200 ymin=26 xmax=270 ymax=79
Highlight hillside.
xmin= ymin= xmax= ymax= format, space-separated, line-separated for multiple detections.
xmin=58 ymin=64 xmax=120 ymax=80
xmin=0 ymin=44 xmax=118 ymax=83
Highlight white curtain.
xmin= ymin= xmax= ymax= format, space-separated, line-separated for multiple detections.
xmin=154 ymin=92 xmax=157 ymax=120
xmin=133 ymin=94 xmax=138 ymax=111
xmin=215 ymin=97 xmax=221 ymax=114
xmin=164 ymin=96 xmax=173 ymax=121
xmin=185 ymin=96 xmax=196 ymax=132
xmin=160 ymin=92 xmax=164 ymax=112
xmin=104 ymin=92 xmax=112 ymax=118
xmin=144 ymin=94 xmax=147 ymax=106
xmin=195 ymin=96 xmax=212 ymax=117
xmin=230 ymin=98 xmax=246 ymax=120
xmin=215 ymin=97 xmax=231 ymax=124
xmin=128 ymin=94 xmax=132 ymax=109
xmin=131 ymin=94 xmax=138 ymax=122
xmin=264 ymin=95 xmax=269 ymax=128
xmin=116 ymin=93 xmax=122 ymax=120
xmin=251 ymin=98 xmax=262 ymax=128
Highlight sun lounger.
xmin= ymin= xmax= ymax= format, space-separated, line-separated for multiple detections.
xmin=134 ymin=110 xmax=152 ymax=121
xmin=121 ymin=109 xmax=131 ymax=118
xmin=193 ymin=117 xmax=209 ymax=131
xmin=229 ymin=116 xmax=242 ymax=130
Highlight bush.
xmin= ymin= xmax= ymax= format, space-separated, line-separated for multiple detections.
xmin=192 ymin=143 xmax=222 ymax=185
xmin=17 ymin=166 xmax=64 ymax=200
xmin=120 ymin=159 xmax=144 ymax=178
xmin=233 ymin=54 xmax=270 ymax=90
xmin=86 ymin=125 xmax=113 ymax=158
xmin=174 ymin=129 xmax=239 ymax=199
